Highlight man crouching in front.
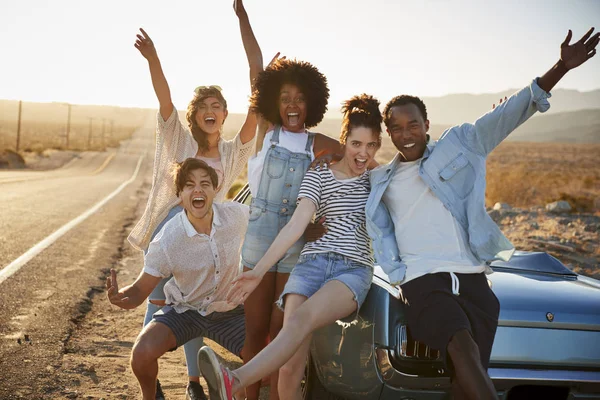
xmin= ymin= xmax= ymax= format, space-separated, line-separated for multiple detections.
xmin=106 ymin=158 xmax=248 ymax=400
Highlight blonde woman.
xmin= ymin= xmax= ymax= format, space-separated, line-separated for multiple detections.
xmin=126 ymin=2 xmax=264 ymax=398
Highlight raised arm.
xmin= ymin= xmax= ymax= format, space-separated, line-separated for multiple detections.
xmin=460 ymin=28 xmax=599 ymax=156
xmin=135 ymin=28 xmax=174 ymax=121
xmin=106 ymin=269 xmax=162 ymax=310
xmin=227 ymin=198 xmax=316 ymax=304
xmin=233 ymin=0 xmax=263 ymax=145
xmin=538 ymin=28 xmax=598 ymax=93
xmin=234 ymin=0 xmax=263 ymax=87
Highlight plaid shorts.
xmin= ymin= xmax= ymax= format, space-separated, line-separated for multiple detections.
xmin=153 ymin=305 xmax=245 ymax=357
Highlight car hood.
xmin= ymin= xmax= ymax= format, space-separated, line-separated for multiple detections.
xmin=373 ymin=251 xmax=600 ymax=331
xmin=489 ymin=269 xmax=600 ymax=330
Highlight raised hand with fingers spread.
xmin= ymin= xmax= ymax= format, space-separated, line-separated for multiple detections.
xmin=561 ymin=27 xmax=599 ymax=70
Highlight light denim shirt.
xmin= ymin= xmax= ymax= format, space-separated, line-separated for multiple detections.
xmin=366 ymin=79 xmax=551 ymax=285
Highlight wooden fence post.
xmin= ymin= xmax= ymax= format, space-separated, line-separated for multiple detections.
xmin=16 ymin=100 xmax=22 ymax=152
xmin=88 ymin=118 xmax=93 ymax=150
xmin=65 ymin=104 xmax=72 ymax=149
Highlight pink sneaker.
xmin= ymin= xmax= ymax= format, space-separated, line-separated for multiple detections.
xmin=198 ymin=346 xmax=235 ymax=400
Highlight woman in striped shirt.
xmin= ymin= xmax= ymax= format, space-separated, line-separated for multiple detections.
xmin=198 ymin=94 xmax=382 ymax=400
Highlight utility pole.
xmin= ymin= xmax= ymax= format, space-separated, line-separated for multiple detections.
xmin=102 ymin=118 xmax=106 ymax=149
xmin=88 ymin=118 xmax=93 ymax=150
xmin=65 ymin=103 xmax=72 ymax=150
xmin=110 ymin=120 xmax=114 ymax=144
xmin=16 ymin=100 xmax=22 ymax=152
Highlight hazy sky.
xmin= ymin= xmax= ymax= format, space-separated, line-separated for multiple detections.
xmin=1 ymin=0 xmax=599 ymax=113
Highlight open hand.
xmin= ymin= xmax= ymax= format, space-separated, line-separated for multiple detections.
xmin=227 ymin=270 xmax=262 ymax=305
xmin=134 ymin=28 xmax=158 ymax=61
xmin=106 ymin=269 xmax=129 ymax=307
xmin=304 ymin=217 xmax=327 ymax=242
xmin=492 ymin=96 xmax=508 ymax=109
xmin=560 ymin=28 xmax=599 ymax=70
xmin=266 ymin=52 xmax=286 ymax=69
xmin=309 ymin=150 xmax=342 ymax=170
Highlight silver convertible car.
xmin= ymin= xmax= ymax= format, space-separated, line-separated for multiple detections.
xmin=233 ymin=185 xmax=600 ymax=400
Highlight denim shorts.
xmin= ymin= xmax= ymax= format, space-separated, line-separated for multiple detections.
xmin=279 ymin=252 xmax=373 ymax=322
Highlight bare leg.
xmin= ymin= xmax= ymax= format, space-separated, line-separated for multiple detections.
xmin=267 ymin=272 xmax=289 ymax=400
xmin=242 ymin=268 xmax=276 ymax=400
xmin=233 ymin=280 xmax=357 ymax=391
xmin=447 ymin=329 xmax=498 ymax=400
xmin=130 ymin=321 xmax=177 ymax=400
xmin=277 ymin=294 xmax=312 ymax=400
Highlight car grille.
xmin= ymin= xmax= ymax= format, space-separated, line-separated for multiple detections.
xmin=397 ymin=325 xmax=441 ymax=361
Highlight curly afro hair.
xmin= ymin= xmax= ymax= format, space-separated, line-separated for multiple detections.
xmin=249 ymin=59 xmax=329 ymax=128
xmin=340 ymin=94 xmax=382 ymax=146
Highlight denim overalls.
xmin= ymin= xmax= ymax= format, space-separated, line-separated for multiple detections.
xmin=241 ymin=125 xmax=315 ymax=273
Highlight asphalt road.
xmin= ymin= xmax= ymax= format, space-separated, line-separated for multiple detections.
xmin=0 ymin=121 xmax=156 ymax=398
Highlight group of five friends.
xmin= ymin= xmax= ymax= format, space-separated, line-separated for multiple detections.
xmin=105 ymin=2 xmax=599 ymax=399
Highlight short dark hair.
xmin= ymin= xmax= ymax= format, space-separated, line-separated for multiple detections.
xmin=249 ymin=59 xmax=329 ymax=128
xmin=173 ymin=158 xmax=218 ymax=196
xmin=383 ymin=95 xmax=428 ymax=126
xmin=340 ymin=94 xmax=382 ymax=146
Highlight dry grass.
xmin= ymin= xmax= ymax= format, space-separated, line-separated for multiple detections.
xmin=486 ymin=142 xmax=600 ymax=211
xmin=0 ymin=100 xmax=151 ymax=152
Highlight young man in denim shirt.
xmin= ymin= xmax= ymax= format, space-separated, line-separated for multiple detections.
xmin=366 ymin=28 xmax=599 ymax=400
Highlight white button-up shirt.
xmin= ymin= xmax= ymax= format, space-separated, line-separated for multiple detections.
xmin=143 ymin=202 xmax=249 ymax=315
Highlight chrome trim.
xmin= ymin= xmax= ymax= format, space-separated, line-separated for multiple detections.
xmin=372 ymin=274 xmax=400 ymax=299
xmin=498 ymin=319 xmax=600 ymax=331
xmin=395 ymin=325 xmax=440 ymax=361
xmin=375 ymin=347 xmax=450 ymax=390
xmin=488 ymin=367 xmax=600 ymax=383
xmin=398 ymin=325 xmax=408 ymax=357
xmin=376 ymin=347 xmax=600 ymax=391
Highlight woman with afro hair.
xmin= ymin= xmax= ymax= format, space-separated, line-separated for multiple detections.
xmin=126 ymin=1 xmax=265 ymax=398
xmin=235 ymin=57 xmax=348 ymax=400
xmin=201 ymin=94 xmax=383 ymax=400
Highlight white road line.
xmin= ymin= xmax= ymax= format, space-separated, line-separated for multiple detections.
xmin=0 ymin=155 xmax=144 ymax=286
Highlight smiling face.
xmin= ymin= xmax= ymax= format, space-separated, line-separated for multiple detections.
xmin=386 ymin=104 xmax=430 ymax=162
xmin=179 ymin=168 xmax=216 ymax=221
xmin=341 ymin=126 xmax=380 ymax=176
xmin=278 ymin=83 xmax=307 ymax=132
xmin=194 ymin=96 xmax=228 ymax=136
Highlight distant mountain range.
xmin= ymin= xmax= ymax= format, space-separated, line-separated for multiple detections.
xmin=419 ymin=88 xmax=600 ymax=125
xmin=315 ymin=88 xmax=600 ymax=143
xmin=2 ymin=87 xmax=599 ymax=144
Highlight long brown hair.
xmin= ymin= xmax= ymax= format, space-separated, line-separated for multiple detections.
xmin=185 ymin=87 xmax=228 ymax=154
